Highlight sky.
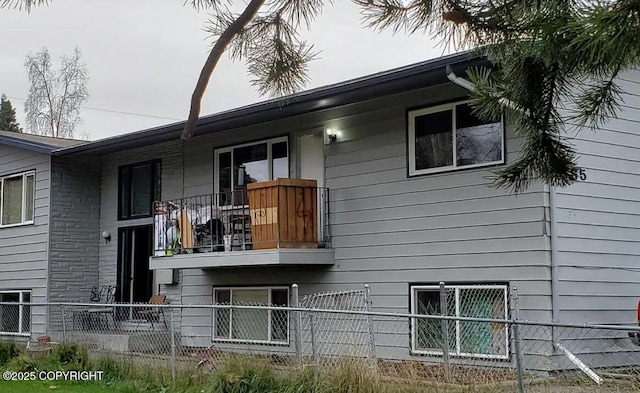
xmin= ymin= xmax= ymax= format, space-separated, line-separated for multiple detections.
xmin=1 ymin=0 xmax=448 ymax=141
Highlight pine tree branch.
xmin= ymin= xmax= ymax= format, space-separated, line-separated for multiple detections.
xmin=181 ymin=0 xmax=266 ymax=139
xmin=573 ymin=68 xmax=622 ymax=129
xmin=0 ymin=0 xmax=49 ymax=12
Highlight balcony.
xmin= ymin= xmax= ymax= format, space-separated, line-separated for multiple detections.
xmin=149 ymin=179 xmax=333 ymax=270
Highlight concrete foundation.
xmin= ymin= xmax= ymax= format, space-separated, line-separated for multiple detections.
xmin=51 ymin=331 xmax=176 ymax=355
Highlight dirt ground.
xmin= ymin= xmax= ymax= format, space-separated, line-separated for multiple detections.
xmin=516 ymin=385 xmax=637 ymax=393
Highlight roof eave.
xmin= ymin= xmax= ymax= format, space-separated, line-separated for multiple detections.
xmin=53 ymin=51 xmax=489 ymax=156
xmin=0 ymin=135 xmax=56 ymax=155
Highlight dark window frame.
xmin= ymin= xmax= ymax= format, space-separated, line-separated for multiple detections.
xmin=117 ymin=160 xmax=161 ymax=220
xmin=406 ymin=100 xmax=506 ymax=177
xmin=213 ymin=136 xmax=290 ymax=206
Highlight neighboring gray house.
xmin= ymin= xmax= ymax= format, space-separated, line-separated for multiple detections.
xmin=0 ymin=132 xmax=88 ymax=336
xmin=1 ymin=52 xmax=640 ymax=366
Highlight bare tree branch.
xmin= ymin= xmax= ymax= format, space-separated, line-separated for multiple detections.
xmin=24 ymin=47 xmax=88 ymax=138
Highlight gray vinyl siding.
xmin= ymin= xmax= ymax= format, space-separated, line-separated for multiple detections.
xmin=0 ymin=145 xmax=50 ymax=336
xmin=321 ymin=87 xmax=550 ymax=361
xmin=47 ymin=155 xmax=101 ymax=329
xmin=326 ymin=84 xmax=550 ymax=320
xmin=552 ymin=69 xmax=640 ymax=326
xmin=97 ymin=140 xmax=183 ymax=303
xmin=139 ymin=82 xmax=554 ymax=354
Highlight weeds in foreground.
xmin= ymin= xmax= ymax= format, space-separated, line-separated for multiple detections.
xmin=0 ymin=340 xmax=20 ymax=366
xmin=0 ymin=341 xmax=620 ymax=393
xmin=0 ymin=343 xmax=440 ymax=393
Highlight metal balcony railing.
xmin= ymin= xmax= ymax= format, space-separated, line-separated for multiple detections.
xmin=152 ymin=184 xmax=330 ymax=256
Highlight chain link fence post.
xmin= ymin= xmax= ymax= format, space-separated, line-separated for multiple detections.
xmin=170 ymin=306 xmax=176 ymax=382
xmin=61 ymin=305 xmax=67 ymax=343
xmin=291 ymin=284 xmax=302 ymax=365
xmin=364 ymin=284 xmax=376 ymax=361
xmin=310 ymin=312 xmax=319 ymax=372
xmin=439 ymin=282 xmax=450 ymax=382
xmin=511 ymin=286 xmax=525 ymax=393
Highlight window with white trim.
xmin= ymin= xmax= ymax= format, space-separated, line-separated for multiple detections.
xmin=213 ymin=287 xmax=289 ymax=344
xmin=408 ymin=101 xmax=504 ymax=176
xmin=214 ymin=137 xmax=289 ymax=206
xmin=0 ymin=291 xmax=31 ymax=335
xmin=0 ymin=171 xmax=35 ymax=227
xmin=411 ymin=284 xmax=508 ymax=359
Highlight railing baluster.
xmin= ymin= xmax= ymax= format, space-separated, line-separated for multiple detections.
xmin=152 ymin=184 xmax=330 ymax=255
xmin=212 ymin=193 xmax=215 ymax=250
xmin=242 ymin=190 xmax=247 ymax=251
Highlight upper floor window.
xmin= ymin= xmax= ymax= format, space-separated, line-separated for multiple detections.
xmin=118 ymin=160 xmax=161 ymax=220
xmin=408 ymin=101 xmax=504 ymax=176
xmin=0 ymin=171 xmax=35 ymax=227
xmin=214 ymin=136 xmax=289 ymax=206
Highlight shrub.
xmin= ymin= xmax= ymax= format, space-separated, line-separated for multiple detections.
xmin=53 ymin=343 xmax=90 ymax=370
xmin=96 ymin=357 xmax=131 ymax=382
xmin=279 ymin=367 xmax=317 ymax=393
xmin=320 ymin=362 xmax=381 ymax=393
xmin=0 ymin=341 xmax=20 ymax=366
xmin=211 ymin=356 xmax=280 ymax=393
xmin=6 ymin=354 xmax=38 ymax=372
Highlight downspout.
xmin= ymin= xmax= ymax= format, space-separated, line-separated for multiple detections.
xmin=45 ymin=155 xmax=53 ymax=333
xmin=545 ymin=183 xmax=560 ymax=346
xmin=446 ymin=64 xmax=560 ymax=324
xmin=548 ymin=185 xmax=560 ymax=325
xmin=445 ymin=65 xmax=526 ymax=114
xmin=446 ymin=64 xmax=476 ymax=92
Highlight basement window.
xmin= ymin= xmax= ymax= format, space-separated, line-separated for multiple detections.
xmin=0 ymin=290 xmax=31 ymax=335
xmin=213 ymin=287 xmax=289 ymax=344
xmin=411 ymin=284 xmax=509 ymax=359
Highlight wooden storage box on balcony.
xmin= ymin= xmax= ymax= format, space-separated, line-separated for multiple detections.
xmin=247 ymin=178 xmax=318 ymax=250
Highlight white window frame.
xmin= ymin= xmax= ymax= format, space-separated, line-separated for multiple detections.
xmin=410 ymin=284 xmax=509 ymax=360
xmin=0 ymin=171 xmax=35 ymax=228
xmin=0 ymin=290 xmax=31 ymax=336
xmin=213 ymin=136 xmax=289 ymax=201
xmin=408 ymin=100 xmax=505 ymax=176
xmin=212 ymin=286 xmax=290 ymax=345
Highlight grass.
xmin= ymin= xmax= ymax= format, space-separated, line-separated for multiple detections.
xmin=0 ymin=341 xmax=445 ymax=393
xmin=1 ymin=340 xmax=616 ymax=393
xmin=0 ymin=379 xmax=119 ymax=393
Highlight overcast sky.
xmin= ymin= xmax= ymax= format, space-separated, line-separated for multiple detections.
xmin=1 ymin=0 xmax=448 ymax=140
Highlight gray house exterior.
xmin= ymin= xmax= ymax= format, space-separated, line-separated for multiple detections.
xmin=1 ymin=52 xmax=640 ymax=367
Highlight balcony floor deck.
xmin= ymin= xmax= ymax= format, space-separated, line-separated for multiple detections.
xmin=149 ymin=248 xmax=334 ymax=270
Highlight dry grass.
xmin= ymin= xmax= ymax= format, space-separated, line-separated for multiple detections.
xmin=7 ymin=341 xmax=635 ymax=393
xmin=378 ymin=359 xmax=517 ymax=385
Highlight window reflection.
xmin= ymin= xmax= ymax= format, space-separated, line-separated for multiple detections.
xmin=272 ymin=141 xmax=288 ymax=179
xmin=216 ymin=138 xmax=289 ymax=206
xmin=219 ymin=152 xmax=232 ymax=206
xmin=235 ymin=143 xmax=269 ymax=186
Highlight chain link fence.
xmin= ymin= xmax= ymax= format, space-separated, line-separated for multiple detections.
xmin=298 ymin=286 xmax=374 ymax=368
xmin=3 ymin=285 xmax=640 ymax=392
